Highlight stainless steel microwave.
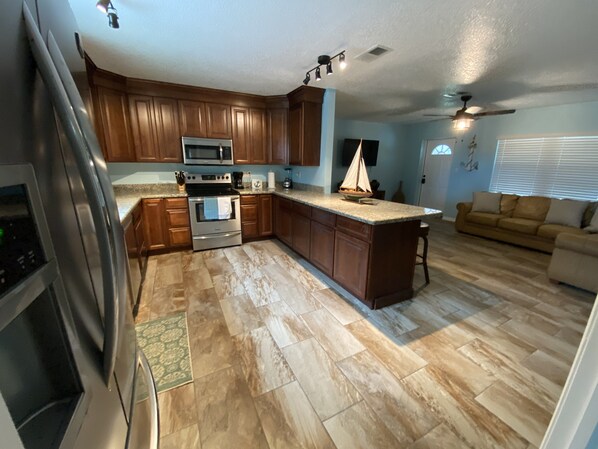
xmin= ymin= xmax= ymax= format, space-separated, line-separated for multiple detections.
xmin=182 ymin=137 xmax=234 ymax=165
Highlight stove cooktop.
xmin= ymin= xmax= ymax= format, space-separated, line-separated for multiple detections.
xmin=184 ymin=172 xmax=238 ymax=197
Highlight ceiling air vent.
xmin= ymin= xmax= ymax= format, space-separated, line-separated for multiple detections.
xmin=355 ymin=44 xmax=392 ymax=62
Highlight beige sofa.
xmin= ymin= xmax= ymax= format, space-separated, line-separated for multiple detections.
xmin=455 ymin=194 xmax=596 ymax=253
xmin=548 ymin=233 xmax=598 ymax=293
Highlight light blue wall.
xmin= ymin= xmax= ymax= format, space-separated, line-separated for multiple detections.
xmin=402 ymin=101 xmax=598 ymax=218
xmin=333 ymin=119 xmax=407 ymax=197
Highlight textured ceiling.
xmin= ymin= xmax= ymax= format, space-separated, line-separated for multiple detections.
xmin=68 ymin=0 xmax=598 ymax=123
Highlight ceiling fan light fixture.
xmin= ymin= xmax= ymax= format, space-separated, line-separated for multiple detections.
xmin=453 ymin=117 xmax=473 ymax=130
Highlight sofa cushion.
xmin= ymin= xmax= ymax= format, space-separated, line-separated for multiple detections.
xmin=555 ymin=233 xmax=598 ymax=257
xmin=472 ymin=192 xmax=501 ymax=213
xmin=500 ymin=194 xmax=519 ymax=217
xmin=512 ymin=196 xmax=551 ymax=221
xmin=466 ymin=212 xmax=506 ymax=227
xmin=498 ymin=217 xmax=543 ymax=235
xmin=544 ymin=199 xmax=589 ymax=228
xmin=537 ymin=224 xmax=587 ymax=240
xmin=585 ymin=207 xmax=598 ymax=233
xmin=582 ymin=202 xmax=598 ymax=228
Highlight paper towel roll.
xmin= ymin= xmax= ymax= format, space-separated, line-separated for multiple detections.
xmin=268 ymin=171 xmax=275 ymax=189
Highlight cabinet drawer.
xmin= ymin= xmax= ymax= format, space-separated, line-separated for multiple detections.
xmin=166 ymin=209 xmax=190 ymax=228
xmin=293 ymin=201 xmax=311 ymax=218
xmin=164 ymin=197 xmax=188 ymax=209
xmin=242 ymin=221 xmax=259 ymax=239
xmin=311 ymin=208 xmax=336 ymax=227
xmin=168 ymin=227 xmax=191 ymax=247
xmin=241 ymin=204 xmax=258 ymax=222
xmin=336 ymin=216 xmax=372 ymax=241
xmin=240 ymin=195 xmax=257 ymax=205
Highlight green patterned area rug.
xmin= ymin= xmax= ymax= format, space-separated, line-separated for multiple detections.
xmin=136 ymin=312 xmax=193 ymax=393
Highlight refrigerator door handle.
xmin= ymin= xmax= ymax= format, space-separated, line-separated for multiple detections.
xmin=23 ymin=3 xmax=126 ymax=387
xmin=139 ymin=350 xmax=160 ymax=449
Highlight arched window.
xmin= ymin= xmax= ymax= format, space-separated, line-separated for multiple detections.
xmin=431 ymin=144 xmax=452 ymax=155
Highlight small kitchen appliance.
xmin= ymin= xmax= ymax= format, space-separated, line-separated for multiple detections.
xmin=283 ymin=168 xmax=293 ymax=189
xmin=232 ymin=171 xmax=244 ymax=189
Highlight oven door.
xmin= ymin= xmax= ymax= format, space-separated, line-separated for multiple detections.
xmin=182 ymin=137 xmax=233 ymax=165
xmin=188 ymin=195 xmax=241 ymax=235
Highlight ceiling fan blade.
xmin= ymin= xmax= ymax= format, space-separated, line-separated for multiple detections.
xmin=474 ymin=109 xmax=516 ymax=117
xmin=465 ymin=106 xmax=483 ymax=114
xmin=423 ymin=114 xmax=453 ymax=117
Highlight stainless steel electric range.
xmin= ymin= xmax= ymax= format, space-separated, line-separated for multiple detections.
xmin=185 ymin=173 xmax=242 ymax=251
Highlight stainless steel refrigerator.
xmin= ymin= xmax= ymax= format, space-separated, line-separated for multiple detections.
xmin=0 ymin=1 xmax=158 ymax=448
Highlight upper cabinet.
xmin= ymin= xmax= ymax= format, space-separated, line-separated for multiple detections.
xmin=153 ymin=98 xmax=181 ymax=162
xmin=96 ymin=86 xmax=135 ymax=162
xmin=287 ymin=86 xmax=324 ymax=166
xmin=178 ymin=100 xmax=207 ymax=137
xmin=205 ymin=103 xmax=232 ymax=138
xmin=231 ymin=107 xmax=250 ymax=164
xmin=266 ymin=96 xmax=289 ymax=165
xmin=231 ymin=107 xmax=268 ymax=164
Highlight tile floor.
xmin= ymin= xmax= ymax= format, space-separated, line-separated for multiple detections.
xmin=136 ymin=220 xmax=595 ymax=449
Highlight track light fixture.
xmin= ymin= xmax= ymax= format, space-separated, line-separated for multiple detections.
xmin=302 ymin=51 xmax=346 ymax=85
xmin=96 ymin=1 xmax=120 ymax=29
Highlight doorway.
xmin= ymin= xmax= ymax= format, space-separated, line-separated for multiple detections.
xmin=418 ymin=138 xmax=456 ymax=212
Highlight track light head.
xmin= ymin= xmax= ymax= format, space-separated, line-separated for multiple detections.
xmin=315 ymin=67 xmax=321 ymax=81
xmin=326 ymin=62 xmax=333 ymax=75
xmin=107 ymin=4 xmax=120 ymax=29
xmin=303 ymin=73 xmax=310 ymax=85
xmin=96 ymin=0 xmax=110 ymax=13
xmin=339 ymin=52 xmax=347 ymax=70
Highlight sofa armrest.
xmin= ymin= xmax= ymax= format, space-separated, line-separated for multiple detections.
xmin=455 ymin=202 xmax=472 ymax=231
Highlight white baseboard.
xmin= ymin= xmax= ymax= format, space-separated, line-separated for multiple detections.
xmin=442 ymin=216 xmax=456 ymax=222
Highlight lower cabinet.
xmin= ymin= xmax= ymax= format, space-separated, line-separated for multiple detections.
xmin=292 ymin=208 xmax=311 ymax=258
xmin=275 ymin=197 xmax=293 ymax=246
xmin=333 ymin=231 xmax=370 ymax=298
xmin=142 ymin=197 xmax=191 ymax=252
xmin=309 ymin=221 xmax=335 ymax=277
xmin=240 ymin=194 xmax=273 ymax=240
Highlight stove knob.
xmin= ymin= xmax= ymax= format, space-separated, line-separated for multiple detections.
xmin=192 ymin=176 xmax=196 ymax=180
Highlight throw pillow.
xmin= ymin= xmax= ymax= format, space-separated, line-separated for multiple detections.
xmin=585 ymin=207 xmax=598 ymax=233
xmin=544 ymin=198 xmax=589 ymax=228
xmin=471 ymin=191 xmax=501 ymax=213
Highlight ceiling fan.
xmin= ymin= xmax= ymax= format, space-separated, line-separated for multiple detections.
xmin=425 ymin=95 xmax=516 ymax=130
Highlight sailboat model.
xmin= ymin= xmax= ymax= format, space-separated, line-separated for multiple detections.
xmin=339 ymin=140 xmax=373 ymax=200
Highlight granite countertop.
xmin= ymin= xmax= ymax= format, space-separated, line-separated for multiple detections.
xmin=113 ymin=184 xmax=187 ymax=223
xmin=271 ymin=190 xmax=442 ymax=224
xmin=113 ymin=183 xmax=442 ymax=225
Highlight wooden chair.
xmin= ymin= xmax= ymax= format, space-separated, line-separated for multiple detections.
xmin=416 ymin=222 xmax=430 ymax=285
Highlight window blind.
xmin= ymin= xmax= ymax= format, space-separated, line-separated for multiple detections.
xmin=489 ymin=136 xmax=598 ymax=201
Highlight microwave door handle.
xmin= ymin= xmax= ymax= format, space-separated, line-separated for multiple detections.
xmin=24 ymin=8 xmax=124 ymax=387
xmin=46 ymin=31 xmax=128 ymax=387
xmin=219 ymin=144 xmax=223 ymax=163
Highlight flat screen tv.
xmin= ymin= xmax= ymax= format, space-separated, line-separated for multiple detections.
xmin=341 ymin=139 xmax=379 ymax=166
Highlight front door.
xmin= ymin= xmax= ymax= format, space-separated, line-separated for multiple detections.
xmin=418 ymin=138 xmax=456 ymax=212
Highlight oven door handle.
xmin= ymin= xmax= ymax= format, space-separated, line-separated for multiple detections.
xmin=194 ymin=231 xmax=241 ymax=240
xmin=188 ymin=197 xmax=239 ymax=204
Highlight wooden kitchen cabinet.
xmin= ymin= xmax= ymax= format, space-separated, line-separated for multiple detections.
xmin=129 ymin=94 xmax=158 ymax=162
xmin=206 ymin=103 xmax=231 ymax=138
xmin=142 ymin=199 xmax=168 ymax=251
xmin=232 ymin=107 xmax=267 ymax=164
xmin=333 ymin=231 xmax=370 ymax=298
xmin=164 ymin=198 xmax=191 ymax=248
xmin=153 ymin=97 xmax=181 ymax=162
xmin=287 ymin=86 xmax=324 ymax=166
xmin=310 ymin=214 xmax=335 ymax=277
xmin=240 ymin=194 xmax=272 ymax=240
xmin=275 ymin=197 xmax=293 ymax=246
xmin=96 ymin=86 xmax=135 ymax=162
xmin=267 ymin=107 xmax=288 ymax=164
xmin=178 ymin=100 xmax=207 ymax=137
xmin=292 ymin=202 xmax=311 ymax=258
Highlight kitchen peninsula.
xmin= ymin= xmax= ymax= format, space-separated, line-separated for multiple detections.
xmin=115 ymin=184 xmax=441 ymax=309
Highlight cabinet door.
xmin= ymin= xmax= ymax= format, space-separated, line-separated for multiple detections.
xmin=142 ymin=199 xmax=167 ymax=251
xmin=302 ymin=102 xmax=322 ymax=166
xmin=288 ymin=104 xmax=303 ymax=165
xmin=310 ymin=221 xmax=335 ymax=277
xmin=277 ymin=198 xmax=293 ymax=246
xmin=133 ymin=214 xmax=147 ymax=272
xmin=129 ymin=94 xmax=158 ymax=162
xmin=268 ymin=108 xmax=288 ymax=164
xmin=250 ymin=108 xmax=267 ymax=164
xmin=206 ymin=103 xmax=231 ymax=138
xmin=168 ymin=228 xmax=191 ymax=247
xmin=292 ymin=212 xmax=311 ymax=258
xmin=333 ymin=231 xmax=370 ymax=298
xmin=231 ymin=107 xmax=250 ymax=164
xmin=259 ymin=195 xmax=273 ymax=236
xmin=154 ymin=97 xmax=182 ymax=162
xmin=178 ymin=100 xmax=207 ymax=137
xmin=97 ymin=86 xmax=135 ymax=161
